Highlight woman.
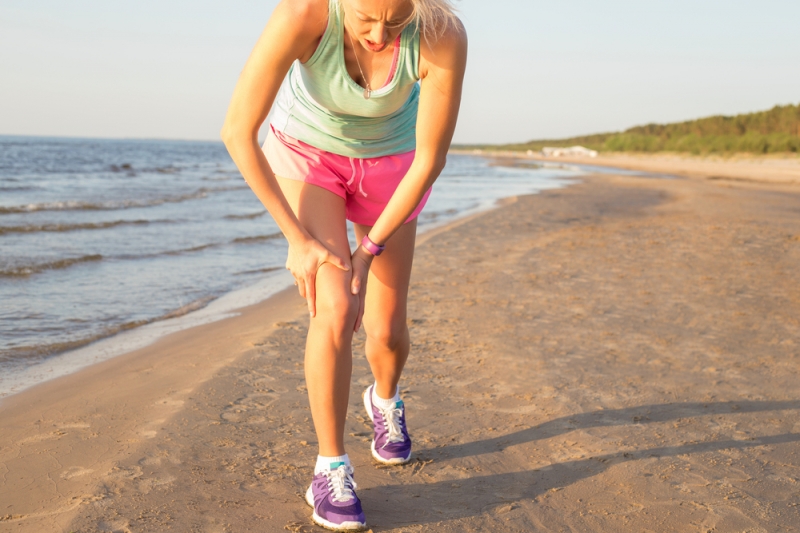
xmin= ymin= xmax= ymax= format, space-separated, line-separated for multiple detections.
xmin=221 ymin=0 xmax=466 ymax=529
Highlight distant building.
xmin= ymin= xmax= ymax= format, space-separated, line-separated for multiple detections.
xmin=541 ymin=146 xmax=598 ymax=158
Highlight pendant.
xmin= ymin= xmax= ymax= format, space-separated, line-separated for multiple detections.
xmin=363 ymin=87 xmax=371 ymax=100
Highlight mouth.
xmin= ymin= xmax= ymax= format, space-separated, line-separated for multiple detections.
xmin=363 ymin=39 xmax=386 ymax=52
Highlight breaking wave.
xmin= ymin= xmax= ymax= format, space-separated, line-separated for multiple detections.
xmin=0 ymin=185 xmax=248 ymax=215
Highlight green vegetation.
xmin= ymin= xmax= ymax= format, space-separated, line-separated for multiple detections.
xmin=458 ymin=103 xmax=800 ymax=155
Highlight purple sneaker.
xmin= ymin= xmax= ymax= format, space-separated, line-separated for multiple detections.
xmin=305 ymin=462 xmax=366 ymax=531
xmin=363 ymin=385 xmax=412 ymax=465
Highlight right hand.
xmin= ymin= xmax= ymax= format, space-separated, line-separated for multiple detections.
xmin=285 ymin=237 xmax=350 ymax=317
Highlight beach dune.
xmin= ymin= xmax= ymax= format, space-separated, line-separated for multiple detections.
xmin=2 ymin=160 xmax=800 ymax=532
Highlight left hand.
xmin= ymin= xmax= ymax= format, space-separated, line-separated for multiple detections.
xmin=350 ymin=245 xmax=374 ymax=332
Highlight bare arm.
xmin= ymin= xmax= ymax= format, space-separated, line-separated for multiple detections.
xmin=221 ymin=0 xmax=349 ymax=315
xmin=367 ymin=23 xmax=467 ymax=245
xmin=350 ymin=22 xmax=468 ymax=295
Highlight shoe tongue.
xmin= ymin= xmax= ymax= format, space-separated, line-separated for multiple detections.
xmin=395 ymin=400 xmax=403 ymax=408
xmin=329 ymin=461 xmax=346 ymax=469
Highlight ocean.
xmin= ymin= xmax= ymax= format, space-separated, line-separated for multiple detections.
xmin=0 ymin=136 xmax=580 ymax=397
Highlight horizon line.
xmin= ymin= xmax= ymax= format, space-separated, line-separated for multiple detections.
xmin=0 ymin=133 xmax=227 ymax=144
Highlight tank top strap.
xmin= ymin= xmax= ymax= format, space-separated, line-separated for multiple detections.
xmin=305 ymin=0 xmax=418 ymax=83
xmin=269 ymin=0 xmax=421 ymax=158
xmin=303 ymin=0 xmax=340 ymax=69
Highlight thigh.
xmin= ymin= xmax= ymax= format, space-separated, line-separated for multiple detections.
xmin=276 ymin=177 xmax=354 ymax=304
xmin=354 ymin=219 xmax=417 ymax=329
xmin=277 ymin=176 xmax=351 ymax=261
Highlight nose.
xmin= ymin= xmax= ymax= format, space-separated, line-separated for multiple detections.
xmin=369 ymin=23 xmax=387 ymax=45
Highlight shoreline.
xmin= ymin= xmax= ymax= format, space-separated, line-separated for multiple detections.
xmin=0 ymin=271 xmax=294 ymax=401
xmin=0 ymin=182 xmax=546 ymax=531
xmin=2 ymin=167 xmax=799 ymax=531
xmin=0 ymin=152 xmax=579 ymax=402
xmin=452 ymin=149 xmax=800 ymax=186
xmin=0 ymin=158 xmax=577 ymax=403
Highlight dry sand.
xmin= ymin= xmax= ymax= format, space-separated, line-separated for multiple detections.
xmin=555 ymin=152 xmax=800 ymax=185
xmin=459 ymin=150 xmax=800 ymax=186
xmin=2 ymin=159 xmax=800 ymax=532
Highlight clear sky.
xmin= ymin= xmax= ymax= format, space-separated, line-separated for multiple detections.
xmin=1 ymin=0 xmax=798 ymax=144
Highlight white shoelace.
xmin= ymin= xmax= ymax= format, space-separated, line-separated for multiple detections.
xmin=324 ymin=465 xmax=358 ymax=503
xmin=377 ymin=404 xmax=406 ymax=447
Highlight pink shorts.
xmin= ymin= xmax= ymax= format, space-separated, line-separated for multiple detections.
xmin=263 ymin=126 xmax=430 ymax=226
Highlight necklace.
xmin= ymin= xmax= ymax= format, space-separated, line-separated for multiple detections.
xmin=346 ymin=24 xmax=382 ymax=100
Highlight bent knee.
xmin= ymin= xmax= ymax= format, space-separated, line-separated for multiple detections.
xmin=313 ymin=267 xmax=358 ymax=332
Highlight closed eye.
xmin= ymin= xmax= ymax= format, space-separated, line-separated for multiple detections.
xmin=355 ymin=11 xmax=412 ymax=27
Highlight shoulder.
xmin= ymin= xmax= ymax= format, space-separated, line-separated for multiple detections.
xmin=267 ymin=0 xmax=329 ymax=60
xmin=270 ymin=0 xmax=329 ymax=39
xmin=279 ymin=0 xmax=328 ymax=22
xmin=419 ymin=18 xmax=468 ymax=79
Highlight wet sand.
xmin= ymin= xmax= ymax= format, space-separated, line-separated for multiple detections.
xmin=2 ymin=163 xmax=800 ymax=532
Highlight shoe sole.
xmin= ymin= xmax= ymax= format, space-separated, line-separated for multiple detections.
xmin=305 ymin=486 xmax=368 ymax=532
xmin=363 ymin=387 xmax=412 ymax=465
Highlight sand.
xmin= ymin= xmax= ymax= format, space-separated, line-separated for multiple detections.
xmin=2 ymin=157 xmax=800 ymax=532
xmin=554 ymin=152 xmax=800 ymax=185
xmin=458 ymin=150 xmax=800 ymax=186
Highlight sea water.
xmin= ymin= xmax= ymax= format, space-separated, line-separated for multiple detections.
xmin=0 ymin=136 xmax=579 ymax=397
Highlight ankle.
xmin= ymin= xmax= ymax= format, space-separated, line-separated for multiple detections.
xmin=315 ymin=453 xmax=351 ymax=474
xmin=372 ymin=382 xmax=401 ymax=410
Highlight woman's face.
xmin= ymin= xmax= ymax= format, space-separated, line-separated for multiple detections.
xmin=342 ymin=0 xmax=414 ymax=52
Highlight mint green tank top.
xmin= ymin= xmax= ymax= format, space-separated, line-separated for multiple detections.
xmin=269 ymin=0 xmax=421 ymax=158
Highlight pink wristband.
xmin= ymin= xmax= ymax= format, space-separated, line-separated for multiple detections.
xmin=361 ymin=235 xmax=385 ymax=256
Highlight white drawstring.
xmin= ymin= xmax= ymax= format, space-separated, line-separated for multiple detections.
xmin=347 ymin=158 xmax=356 ymax=186
xmin=323 ymin=465 xmax=358 ymax=502
xmin=357 ymin=159 xmax=368 ymax=198
xmin=345 ymin=158 xmax=369 ymax=198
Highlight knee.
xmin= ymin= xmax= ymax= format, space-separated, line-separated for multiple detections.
xmin=314 ymin=280 xmax=358 ymax=335
xmin=365 ymin=319 xmax=409 ymax=352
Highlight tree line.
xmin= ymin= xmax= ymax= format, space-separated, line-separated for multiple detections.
xmin=459 ymin=103 xmax=800 ymax=155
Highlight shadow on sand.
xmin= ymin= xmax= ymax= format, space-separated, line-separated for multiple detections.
xmin=363 ymin=400 xmax=800 ymax=528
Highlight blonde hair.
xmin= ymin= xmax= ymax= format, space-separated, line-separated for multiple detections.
xmin=339 ymin=0 xmax=461 ymax=45
xmin=408 ymin=0 xmax=461 ymax=44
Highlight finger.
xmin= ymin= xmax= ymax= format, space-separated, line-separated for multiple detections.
xmin=351 ymin=269 xmax=361 ymax=295
xmin=297 ymin=278 xmax=306 ymax=299
xmin=307 ymin=270 xmax=316 ymax=317
xmin=354 ymin=291 xmax=365 ymax=332
xmin=326 ymin=253 xmax=350 ymax=272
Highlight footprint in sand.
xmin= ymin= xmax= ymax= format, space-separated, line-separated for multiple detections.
xmin=60 ymin=467 xmax=95 ymax=480
xmin=18 ymin=430 xmax=67 ymax=445
xmin=137 ymin=474 xmax=176 ymax=494
xmin=107 ymin=465 xmax=143 ymax=481
xmin=138 ymin=455 xmax=162 ymax=466
xmin=58 ymin=422 xmax=91 ymax=429
xmin=220 ymin=391 xmax=281 ymax=422
xmin=97 ymin=518 xmax=133 ymax=532
xmin=238 ymin=370 xmax=277 ymax=389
